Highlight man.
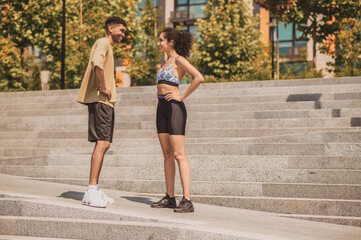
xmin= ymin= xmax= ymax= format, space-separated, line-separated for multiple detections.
xmin=77 ymin=17 xmax=127 ymax=208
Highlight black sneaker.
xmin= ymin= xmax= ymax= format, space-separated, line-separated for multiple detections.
xmin=174 ymin=197 xmax=194 ymax=213
xmin=151 ymin=193 xmax=176 ymax=208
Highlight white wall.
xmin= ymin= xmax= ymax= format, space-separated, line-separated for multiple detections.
xmin=307 ymin=16 xmax=334 ymax=78
xmin=164 ymin=0 xmax=174 ymax=26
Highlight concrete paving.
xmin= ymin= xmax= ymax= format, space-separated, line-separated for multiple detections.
xmin=0 ymin=174 xmax=360 ymax=240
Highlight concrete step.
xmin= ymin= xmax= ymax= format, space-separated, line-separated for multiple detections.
xmin=2 ymin=117 xmax=359 ymax=132
xmin=1 ymin=128 xmax=358 ymax=140
xmin=4 ymin=100 xmax=361 ymax=116
xmin=2 ymin=142 xmax=361 ymax=159
xmin=1 ymin=141 xmax=361 ymax=155
xmin=1 ymin=102 xmax=353 ymax=118
xmin=141 ymin=193 xmax=361 ymax=218
xmin=3 ymin=173 xmax=361 ymax=236
xmin=112 ymin=143 xmax=361 ymax=156
xmin=2 ymin=101 xmax=327 ymax=117
xmin=263 ymin=183 xmax=361 ymax=200
xmin=0 ymin=216 xmax=242 ymax=240
xmin=117 ymin=86 xmax=361 ymax=102
xmin=277 ymin=214 xmax=361 ymax=227
xmin=2 ymin=155 xmax=360 ymax=170
xmin=118 ymin=83 xmax=361 ymax=100
xmin=2 ymin=195 xmax=361 ymax=227
xmin=1 ymin=166 xmax=361 ymax=184
xmin=2 ymin=90 xmax=360 ymax=110
xmin=227 ymin=131 xmax=361 ymax=144
xmin=122 ymin=93 xmax=361 ymax=107
xmin=2 ymin=108 xmax=361 ymax=125
xmin=2 ymin=174 xmax=361 ymax=236
xmin=0 ymin=77 xmax=359 ymax=98
xmin=0 ymin=137 xmax=237 ymax=150
xmin=0 ymin=235 xmax=80 ymax=240
xmin=0 ymin=138 xmax=160 ymax=149
xmin=0 ymin=76 xmax=360 ymax=99
xmin=34 ymin=178 xmax=361 ymax=200
xmin=334 ymin=92 xmax=361 ymax=101
xmin=0 ymin=84 xmax=360 ymax=107
xmin=0 ymin=92 xmax=342 ymax=108
xmin=194 ymin=196 xmax=361 ymax=218
xmin=0 ymin=93 xmax=325 ymax=107
xmin=0 ymin=148 xmax=96 ymax=159
xmin=1 ymin=184 xmax=360 ymax=222
xmin=0 ymin=199 xmax=126 ymax=221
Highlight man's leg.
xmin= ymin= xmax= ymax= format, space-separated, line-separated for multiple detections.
xmin=83 ymin=102 xmax=114 ymax=207
xmin=89 ymin=140 xmax=110 ymax=185
xmin=82 ymin=140 xmax=111 ymax=208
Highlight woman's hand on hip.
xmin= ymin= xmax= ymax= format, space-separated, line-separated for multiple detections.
xmin=165 ymin=91 xmax=183 ymax=102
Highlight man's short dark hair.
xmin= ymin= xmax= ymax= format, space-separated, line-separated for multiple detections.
xmin=105 ymin=17 xmax=127 ymax=34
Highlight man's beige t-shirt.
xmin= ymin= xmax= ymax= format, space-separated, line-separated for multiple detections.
xmin=77 ymin=38 xmax=116 ymax=108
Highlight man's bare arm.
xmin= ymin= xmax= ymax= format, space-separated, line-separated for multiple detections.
xmin=95 ymin=66 xmax=111 ymax=100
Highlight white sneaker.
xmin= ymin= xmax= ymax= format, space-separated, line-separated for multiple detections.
xmin=99 ymin=189 xmax=114 ymax=205
xmin=82 ymin=189 xmax=108 ymax=208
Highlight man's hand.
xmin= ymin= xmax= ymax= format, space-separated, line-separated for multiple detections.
xmin=94 ymin=66 xmax=111 ymax=101
xmin=98 ymin=87 xmax=112 ymax=101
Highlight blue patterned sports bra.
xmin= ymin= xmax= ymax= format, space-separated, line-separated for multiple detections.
xmin=157 ymin=55 xmax=180 ymax=86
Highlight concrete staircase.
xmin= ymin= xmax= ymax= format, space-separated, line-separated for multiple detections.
xmin=0 ymin=77 xmax=361 ymax=227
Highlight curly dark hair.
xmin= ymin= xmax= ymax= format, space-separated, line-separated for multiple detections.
xmin=105 ymin=17 xmax=127 ymax=34
xmin=162 ymin=27 xmax=194 ymax=58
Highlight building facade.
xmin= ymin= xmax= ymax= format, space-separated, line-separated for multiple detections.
xmin=151 ymin=0 xmax=332 ymax=77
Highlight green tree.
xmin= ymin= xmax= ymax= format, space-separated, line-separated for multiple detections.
xmin=279 ymin=47 xmax=323 ymax=79
xmin=283 ymin=0 xmax=360 ymax=69
xmin=129 ymin=0 xmax=163 ymax=86
xmin=1 ymin=0 xmax=62 ymax=90
xmin=0 ymin=36 xmax=28 ymax=91
xmin=28 ymin=64 xmax=42 ymax=91
xmin=2 ymin=0 xmax=141 ymax=90
xmin=195 ymin=0 xmax=271 ymax=81
xmin=43 ymin=0 xmax=141 ymax=89
xmin=255 ymin=0 xmax=296 ymax=80
xmin=326 ymin=18 xmax=361 ymax=77
xmin=1 ymin=1 xmax=36 ymax=67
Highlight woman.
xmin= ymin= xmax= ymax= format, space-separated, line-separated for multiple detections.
xmin=150 ymin=27 xmax=204 ymax=213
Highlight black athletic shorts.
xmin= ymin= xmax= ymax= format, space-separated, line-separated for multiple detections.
xmin=156 ymin=97 xmax=187 ymax=135
xmin=88 ymin=102 xmax=114 ymax=143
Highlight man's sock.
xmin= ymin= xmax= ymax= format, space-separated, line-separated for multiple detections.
xmin=88 ymin=185 xmax=97 ymax=190
xmin=96 ymin=184 xmax=100 ymax=190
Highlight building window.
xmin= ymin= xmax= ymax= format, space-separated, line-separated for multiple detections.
xmin=172 ymin=0 xmax=208 ymax=38
xmin=271 ymin=20 xmax=307 ymax=61
xmin=175 ymin=24 xmax=199 ymax=39
xmin=137 ymin=0 xmax=158 ymax=9
xmin=137 ymin=0 xmax=159 ymax=19
xmin=175 ymin=0 xmax=207 ymax=19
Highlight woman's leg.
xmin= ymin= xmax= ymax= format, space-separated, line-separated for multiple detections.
xmin=169 ymin=135 xmax=190 ymax=200
xmin=158 ymin=133 xmax=176 ymax=197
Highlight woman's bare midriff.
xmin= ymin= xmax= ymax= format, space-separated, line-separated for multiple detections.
xmin=157 ymin=84 xmax=179 ymax=95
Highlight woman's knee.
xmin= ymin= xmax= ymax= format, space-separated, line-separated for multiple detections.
xmin=163 ymin=151 xmax=174 ymax=160
xmin=173 ymin=152 xmax=187 ymax=162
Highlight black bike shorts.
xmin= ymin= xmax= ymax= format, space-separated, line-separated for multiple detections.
xmin=156 ymin=98 xmax=187 ymax=135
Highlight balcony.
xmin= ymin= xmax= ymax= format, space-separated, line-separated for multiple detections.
xmin=170 ymin=10 xmax=188 ymax=22
xmin=279 ymin=45 xmax=307 ymax=61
